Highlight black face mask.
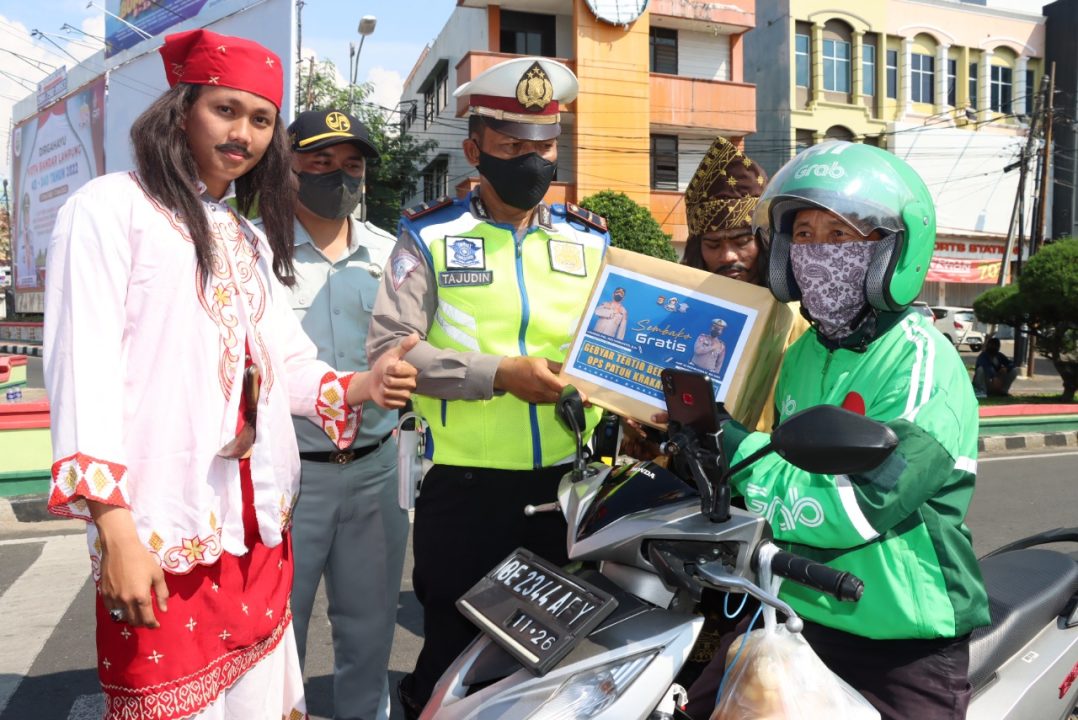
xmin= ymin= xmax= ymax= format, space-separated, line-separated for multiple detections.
xmin=477 ymin=150 xmax=557 ymax=211
xmin=297 ymin=170 xmax=363 ymax=220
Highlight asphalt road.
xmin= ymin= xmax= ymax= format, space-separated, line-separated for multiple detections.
xmin=1 ymin=448 xmax=1075 ymax=720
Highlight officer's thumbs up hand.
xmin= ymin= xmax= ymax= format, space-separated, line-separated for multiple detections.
xmin=494 ymin=356 xmax=567 ymax=404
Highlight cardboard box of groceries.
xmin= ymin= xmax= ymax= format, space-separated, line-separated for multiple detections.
xmin=560 ymin=247 xmax=794 ymax=429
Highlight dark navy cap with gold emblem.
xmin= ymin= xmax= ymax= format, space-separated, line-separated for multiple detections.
xmin=288 ymin=109 xmax=380 ymax=159
xmin=454 ymin=56 xmax=578 ymax=141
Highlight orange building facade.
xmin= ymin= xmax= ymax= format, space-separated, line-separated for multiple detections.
xmin=400 ymin=0 xmax=757 ymax=248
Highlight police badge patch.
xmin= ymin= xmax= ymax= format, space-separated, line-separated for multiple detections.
xmin=391 ymin=250 xmax=421 ymax=291
xmin=548 ymin=240 xmax=587 ymax=276
xmin=445 ymin=236 xmax=486 ymax=270
xmin=440 ymin=236 xmax=493 ymax=286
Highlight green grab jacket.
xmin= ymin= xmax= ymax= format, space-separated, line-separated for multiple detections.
xmin=728 ymin=309 xmax=990 ymax=640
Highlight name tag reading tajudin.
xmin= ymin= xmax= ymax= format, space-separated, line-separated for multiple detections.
xmin=457 ymin=548 xmax=618 ymax=675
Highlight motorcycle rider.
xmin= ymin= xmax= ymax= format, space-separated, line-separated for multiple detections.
xmin=691 ymin=141 xmax=990 ymax=719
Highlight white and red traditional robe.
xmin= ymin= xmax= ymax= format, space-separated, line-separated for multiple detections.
xmin=45 ymin=172 xmax=361 ymax=720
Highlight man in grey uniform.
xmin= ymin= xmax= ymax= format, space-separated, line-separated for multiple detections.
xmin=285 ymin=109 xmax=407 ymax=720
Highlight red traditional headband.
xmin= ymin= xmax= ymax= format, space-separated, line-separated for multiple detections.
xmin=159 ymin=29 xmax=283 ymax=110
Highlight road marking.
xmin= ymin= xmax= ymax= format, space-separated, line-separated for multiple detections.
xmin=67 ymin=693 xmax=104 ymax=720
xmin=0 ymin=532 xmax=85 ymax=547
xmin=980 ymin=450 xmax=1078 ymax=463
xmin=0 ymin=532 xmax=90 ymax=715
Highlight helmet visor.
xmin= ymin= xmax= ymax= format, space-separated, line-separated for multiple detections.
xmin=753 ymin=141 xmax=916 ymax=239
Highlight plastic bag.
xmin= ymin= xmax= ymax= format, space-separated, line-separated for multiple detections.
xmin=710 ymin=549 xmax=879 ymax=720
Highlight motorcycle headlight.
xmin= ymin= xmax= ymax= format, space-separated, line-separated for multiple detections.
xmin=527 ymin=651 xmax=658 ymax=719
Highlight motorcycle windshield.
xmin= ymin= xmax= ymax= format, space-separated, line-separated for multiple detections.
xmin=576 ymin=461 xmax=698 ymax=541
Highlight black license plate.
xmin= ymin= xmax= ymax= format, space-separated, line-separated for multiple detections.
xmin=456 ymin=548 xmax=618 ymax=676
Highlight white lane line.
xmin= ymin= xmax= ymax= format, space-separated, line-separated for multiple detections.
xmin=980 ymin=450 xmax=1078 ymax=463
xmin=0 ymin=532 xmax=90 ymax=715
xmin=67 ymin=693 xmax=104 ymax=720
xmin=0 ymin=532 xmax=85 ymax=547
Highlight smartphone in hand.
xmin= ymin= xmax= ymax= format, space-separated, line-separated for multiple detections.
xmin=660 ymin=369 xmax=722 ymax=435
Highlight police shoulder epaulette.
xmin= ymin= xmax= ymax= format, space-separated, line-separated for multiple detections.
xmin=565 ymin=202 xmax=608 ymax=233
xmin=402 ymin=196 xmax=453 ymax=221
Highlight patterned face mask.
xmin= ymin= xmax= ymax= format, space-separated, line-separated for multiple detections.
xmin=790 ymin=240 xmax=876 ymax=339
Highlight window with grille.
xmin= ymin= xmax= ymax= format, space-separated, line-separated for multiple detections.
xmin=650 ymin=27 xmax=677 ymax=74
xmin=500 ymin=11 xmax=556 ymax=57
xmin=650 ymin=135 xmax=678 ymax=190
xmin=862 ymin=43 xmax=876 ymax=96
xmin=823 ymin=39 xmax=850 ymax=92
xmin=911 ymin=53 xmax=934 ymax=104
xmin=886 ymin=50 xmax=898 ymax=99
xmin=1025 ymin=69 xmax=1035 ymax=115
xmin=990 ymin=65 xmax=1012 ymax=113
xmin=795 ymin=34 xmax=810 ymax=88
xmin=947 ymin=59 xmax=957 ymax=106
xmin=969 ymin=63 xmax=978 ymax=109
xmin=422 ymin=156 xmax=449 ymax=202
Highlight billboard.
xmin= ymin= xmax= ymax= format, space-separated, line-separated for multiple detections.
xmin=105 ymin=0 xmax=246 ymax=58
xmin=10 ymin=77 xmax=107 ymax=314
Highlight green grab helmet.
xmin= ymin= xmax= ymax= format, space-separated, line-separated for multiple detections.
xmin=753 ymin=140 xmax=936 ymax=312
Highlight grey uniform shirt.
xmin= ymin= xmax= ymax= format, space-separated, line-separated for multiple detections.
xmin=286 ymin=216 xmax=397 ymax=451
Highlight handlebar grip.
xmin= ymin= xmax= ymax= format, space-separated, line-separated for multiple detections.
xmin=767 ymin=550 xmax=864 ymax=602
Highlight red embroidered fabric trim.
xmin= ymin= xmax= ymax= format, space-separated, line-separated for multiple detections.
xmin=49 ymin=453 xmax=131 ymax=521
xmin=315 ymin=371 xmax=361 ymax=450
xmin=101 ymin=611 xmax=291 ymax=720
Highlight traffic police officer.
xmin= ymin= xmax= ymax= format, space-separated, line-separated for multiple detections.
xmin=366 ymin=56 xmax=611 ymax=716
xmin=283 ymin=109 xmax=406 ymax=720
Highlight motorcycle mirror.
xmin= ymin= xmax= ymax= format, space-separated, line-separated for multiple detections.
xmin=770 ymin=405 xmax=898 ymax=475
xmin=556 ymin=386 xmax=586 ymax=435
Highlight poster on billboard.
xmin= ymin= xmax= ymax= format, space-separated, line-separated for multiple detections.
xmin=10 ymin=77 xmax=106 ymax=314
xmin=105 ymin=0 xmax=247 ymax=58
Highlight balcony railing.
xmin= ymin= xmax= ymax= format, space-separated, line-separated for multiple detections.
xmin=650 ymin=73 xmax=756 ymax=134
xmin=648 ymin=0 xmax=754 ymax=30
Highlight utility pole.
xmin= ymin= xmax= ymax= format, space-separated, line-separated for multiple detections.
xmin=296 ymin=0 xmax=305 ymax=100
xmin=998 ymin=72 xmax=1048 ymax=377
xmin=1034 ymin=62 xmax=1056 ymax=256
xmin=1019 ymin=62 xmax=1057 ymax=379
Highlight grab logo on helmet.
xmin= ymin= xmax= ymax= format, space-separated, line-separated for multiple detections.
xmin=794 ymin=160 xmax=847 ymax=180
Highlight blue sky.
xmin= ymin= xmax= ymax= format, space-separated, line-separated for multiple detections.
xmin=0 ymin=1 xmax=457 ymax=184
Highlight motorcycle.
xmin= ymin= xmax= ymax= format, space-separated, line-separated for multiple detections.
xmin=420 ymin=386 xmax=1078 ymax=720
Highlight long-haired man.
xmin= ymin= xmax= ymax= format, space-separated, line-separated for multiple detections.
xmin=44 ymin=29 xmax=417 ymax=720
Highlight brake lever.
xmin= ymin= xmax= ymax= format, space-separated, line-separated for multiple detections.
xmin=523 ymin=501 xmax=561 ymax=516
xmin=694 ymin=558 xmax=804 ymax=633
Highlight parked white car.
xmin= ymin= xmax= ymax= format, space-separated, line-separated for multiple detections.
xmin=931 ymin=306 xmax=985 ymax=351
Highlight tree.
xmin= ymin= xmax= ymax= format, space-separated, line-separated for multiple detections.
xmin=974 ymin=238 xmax=1078 ymax=401
xmin=296 ymin=59 xmax=437 ymax=232
xmin=578 ymin=191 xmax=677 ymax=261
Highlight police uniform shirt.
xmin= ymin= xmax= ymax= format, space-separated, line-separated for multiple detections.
xmin=288 ymin=216 xmax=397 ymax=450
xmin=367 ymin=196 xmax=602 ymax=400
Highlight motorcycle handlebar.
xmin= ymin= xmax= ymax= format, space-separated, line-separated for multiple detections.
xmin=761 ymin=549 xmax=864 ymax=602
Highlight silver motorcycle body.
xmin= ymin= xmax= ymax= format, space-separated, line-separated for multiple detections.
xmin=422 ymin=392 xmax=1078 ymax=720
xmin=966 ymin=530 xmax=1078 ymax=720
xmin=423 ymin=461 xmax=779 ymax=720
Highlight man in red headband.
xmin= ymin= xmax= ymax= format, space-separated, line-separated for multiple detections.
xmin=44 ymin=29 xmax=418 ymax=720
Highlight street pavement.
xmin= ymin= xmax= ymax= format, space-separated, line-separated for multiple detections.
xmin=1 ymin=447 xmax=1075 ymax=720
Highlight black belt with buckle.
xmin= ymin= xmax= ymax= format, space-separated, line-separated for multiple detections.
xmin=299 ymin=432 xmax=392 ymax=465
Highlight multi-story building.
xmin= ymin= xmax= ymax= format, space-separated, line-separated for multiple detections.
xmin=398 ymin=0 xmax=756 ymax=246
xmin=746 ymin=0 xmax=1045 ymax=306
xmin=1044 ymin=0 xmax=1078 ymax=242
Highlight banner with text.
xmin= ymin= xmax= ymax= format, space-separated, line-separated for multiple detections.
xmin=10 ymin=77 xmax=106 ymax=314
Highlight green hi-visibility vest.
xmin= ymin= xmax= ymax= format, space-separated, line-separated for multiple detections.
xmin=406 ymin=199 xmax=608 ymax=470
